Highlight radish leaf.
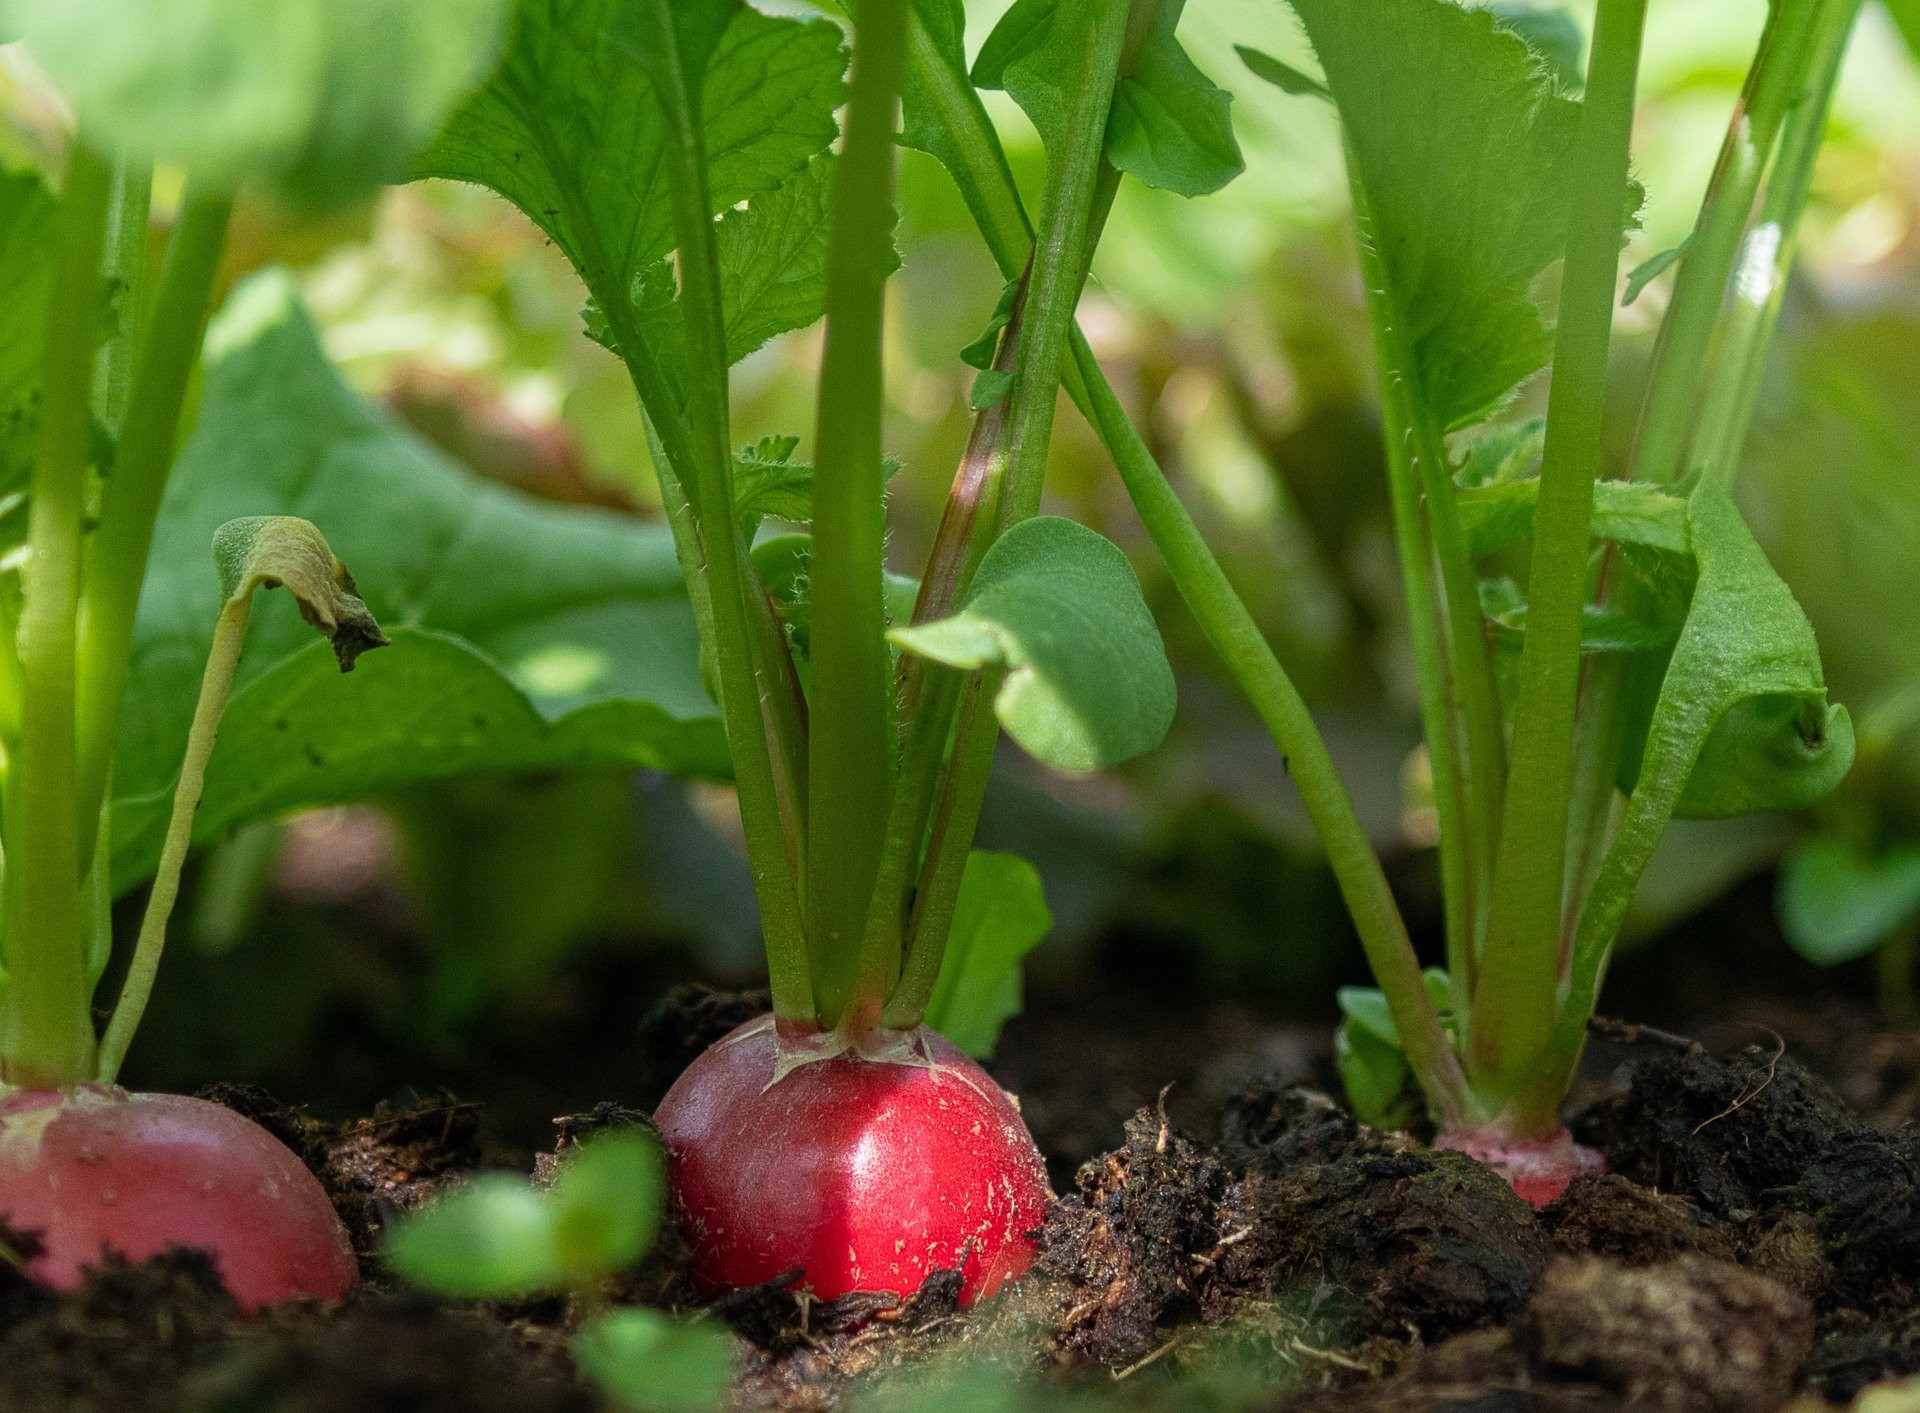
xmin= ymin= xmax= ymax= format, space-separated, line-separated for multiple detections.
xmin=574 ymin=1309 xmax=736 ymax=1413
xmin=890 ymin=516 xmax=1175 ymax=772
xmin=926 ymin=851 xmax=1051 ymax=1059
xmin=1778 ymin=839 xmax=1920 ymax=967
xmin=1106 ymin=2 xmax=1243 ymax=197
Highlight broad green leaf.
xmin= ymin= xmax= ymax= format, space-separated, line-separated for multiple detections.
xmin=419 ymin=0 xmax=845 ymax=345
xmin=1778 ymin=838 xmax=1920 ymax=967
xmin=1580 ymin=487 xmax=1854 ymax=953
xmin=1274 ymin=0 xmax=1586 ymax=431
xmin=1459 ymin=479 xmax=1690 ymax=557
xmin=925 ymin=851 xmax=1051 ymax=1058
xmin=5 ymin=0 xmax=507 ymax=206
xmin=111 ymin=272 xmax=721 ymax=892
xmin=574 ymin=1309 xmax=736 ymax=1413
xmin=1334 ymin=971 xmax=1451 ymax=1130
xmin=384 ymin=1175 xmax=563 ymax=1299
xmin=550 ymin=1128 xmax=664 ymax=1280
xmin=1106 ymin=4 xmax=1243 ymax=198
xmin=1676 ymin=690 xmax=1857 ymax=819
xmin=890 ymin=517 xmax=1175 ymax=771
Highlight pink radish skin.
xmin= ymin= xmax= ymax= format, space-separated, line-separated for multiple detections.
xmin=0 ymin=1086 xmax=358 ymax=1310
xmin=1434 ymin=1125 xmax=1604 ymax=1208
xmin=654 ymin=1016 xmax=1052 ymax=1304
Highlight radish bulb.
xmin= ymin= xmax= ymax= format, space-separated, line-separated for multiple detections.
xmin=0 ymin=1086 xmax=358 ymax=1310
xmin=653 ymin=1017 xmax=1050 ymax=1304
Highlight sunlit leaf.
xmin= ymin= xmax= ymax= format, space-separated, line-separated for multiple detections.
xmin=890 ymin=517 xmax=1175 ymax=771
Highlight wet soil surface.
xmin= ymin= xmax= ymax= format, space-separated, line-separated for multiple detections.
xmin=10 ymin=986 xmax=1920 ymax=1410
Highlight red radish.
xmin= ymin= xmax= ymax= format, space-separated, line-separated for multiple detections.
xmin=1434 ymin=1126 xmax=1604 ymax=1209
xmin=654 ymin=1015 xmax=1051 ymax=1304
xmin=0 ymin=1086 xmax=358 ymax=1310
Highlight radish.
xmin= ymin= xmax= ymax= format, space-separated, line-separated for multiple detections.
xmin=653 ymin=1017 xmax=1051 ymax=1303
xmin=0 ymin=1086 xmax=358 ymax=1310
xmin=1433 ymin=1126 xmax=1604 ymax=1209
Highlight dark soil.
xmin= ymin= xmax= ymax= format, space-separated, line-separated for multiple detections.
xmin=9 ymin=983 xmax=1920 ymax=1410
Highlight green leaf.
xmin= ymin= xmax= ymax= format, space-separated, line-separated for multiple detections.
xmin=1233 ymin=45 xmax=1328 ymax=102
xmin=961 ymin=280 xmax=1020 ymax=371
xmin=1778 ymin=838 xmax=1920 ymax=967
xmin=1489 ymin=4 xmax=1584 ymax=90
xmin=573 ymin=1309 xmax=736 ymax=1413
xmin=1334 ymin=970 xmax=1453 ymax=1128
xmin=419 ymin=0 xmax=845 ymax=347
xmin=6 ymin=0 xmax=508 ymax=207
xmin=550 ymin=1128 xmax=665 ymax=1280
xmin=749 ymin=532 xmax=918 ymax=670
xmin=1275 ymin=0 xmax=1587 ymax=431
xmin=1458 ymin=478 xmax=1690 ymax=557
xmin=972 ymin=0 xmax=1102 ymax=155
xmin=1582 ymin=486 xmax=1854 ymax=950
xmin=111 ymin=272 xmax=722 ymax=892
xmin=1623 ymin=239 xmax=1687 ymax=308
xmin=384 ymin=1175 xmax=563 ymax=1299
xmin=890 ymin=517 xmax=1175 ymax=771
xmin=1106 ymin=6 xmax=1243 ymax=198
xmin=211 ymin=515 xmax=388 ymax=670
xmin=925 ymin=851 xmax=1051 ymax=1058
xmin=1481 ymin=576 xmax=1678 ymax=656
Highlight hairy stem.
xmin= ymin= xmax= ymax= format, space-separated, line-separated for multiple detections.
xmin=1469 ymin=0 xmax=1648 ymax=1113
xmin=808 ymin=0 xmax=912 ymax=1029
xmin=95 ymin=593 xmax=252 ymax=1083
xmin=0 ymin=146 xmax=113 ymax=1088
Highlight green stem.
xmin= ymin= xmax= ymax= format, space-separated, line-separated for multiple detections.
xmin=1080 ymin=335 xmax=1468 ymax=1124
xmin=95 ymin=160 xmax=152 ymax=425
xmin=74 ymin=192 xmax=232 ymax=854
xmin=635 ymin=0 xmax=813 ymax=1020
xmin=1516 ymin=0 xmax=1866 ymax=1129
xmin=0 ymin=146 xmax=113 ymax=1088
xmin=891 ymin=0 xmax=1129 ymax=1000
xmin=1469 ymin=0 xmax=1648 ymax=1111
xmin=807 ymin=0 xmax=912 ymax=1030
xmin=1630 ymin=2 xmax=1824 ymax=487
xmin=1690 ymin=0 xmax=1862 ymax=490
xmin=95 ymin=594 xmax=252 ymax=1083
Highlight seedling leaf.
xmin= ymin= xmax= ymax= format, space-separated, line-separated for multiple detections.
xmin=1107 ymin=6 xmax=1244 ymax=198
xmin=384 ymin=1175 xmax=563 ymax=1299
xmin=926 ymin=851 xmax=1051 ymax=1058
xmin=890 ymin=517 xmax=1176 ymax=771
xmin=1624 ymin=239 xmax=1688 ymax=307
xmin=112 ymin=273 xmax=722 ymax=892
xmin=210 ymin=516 xmax=387 ymax=671
xmin=1778 ymin=838 xmax=1920 ymax=967
xmin=550 ymin=1128 xmax=665 ymax=1280
xmin=574 ymin=1309 xmax=736 ymax=1413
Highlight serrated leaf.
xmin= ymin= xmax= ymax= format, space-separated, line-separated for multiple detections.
xmin=925 ymin=851 xmax=1051 ymax=1058
xmin=1480 ymin=575 xmax=1678 ymax=656
xmin=550 ymin=1128 xmax=664 ymax=1280
xmin=573 ymin=1309 xmax=736 ymax=1413
xmin=8 ymin=0 xmax=507 ymax=207
xmin=384 ymin=1175 xmax=563 ymax=1299
xmin=1490 ymin=4 xmax=1584 ymax=90
xmin=1107 ymin=6 xmax=1243 ymax=198
xmin=890 ymin=517 xmax=1175 ymax=771
xmin=1279 ymin=0 xmax=1586 ymax=432
xmin=419 ymin=0 xmax=845 ymax=351
xmin=111 ymin=272 xmax=722 ymax=892
xmin=1778 ymin=838 xmax=1920 ymax=967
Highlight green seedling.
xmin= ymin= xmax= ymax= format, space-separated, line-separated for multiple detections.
xmin=388 ymin=1127 xmax=737 ymax=1413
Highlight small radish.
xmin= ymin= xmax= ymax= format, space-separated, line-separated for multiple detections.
xmin=1434 ymin=1126 xmax=1604 ymax=1209
xmin=0 ymin=1086 xmax=358 ymax=1310
xmin=654 ymin=1016 xmax=1051 ymax=1303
